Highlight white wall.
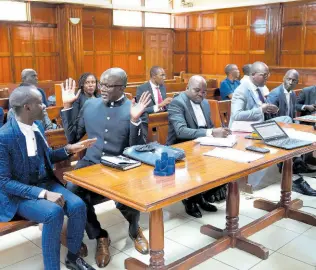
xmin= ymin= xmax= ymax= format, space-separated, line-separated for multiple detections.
xmin=173 ymin=0 xmax=302 ymax=12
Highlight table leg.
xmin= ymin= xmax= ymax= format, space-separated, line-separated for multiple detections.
xmin=125 ymin=209 xmax=165 ymax=270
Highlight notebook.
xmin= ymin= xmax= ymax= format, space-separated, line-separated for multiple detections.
xmin=100 ymin=155 xmax=141 ymax=170
xmin=204 ymin=147 xmax=264 ymax=163
xmin=195 ymin=135 xmax=237 ymax=147
xmin=231 ymin=121 xmax=259 ymax=133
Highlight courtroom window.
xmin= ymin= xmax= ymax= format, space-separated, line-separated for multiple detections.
xmin=145 ymin=13 xmax=171 ymax=28
xmin=113 ymin=10 xmax=142 ymax=27
xmin=112 ymin=0 xmax=141 ymax=7
xmin=0 ymin=1 xmax=28 ymax=21
xmin=145 ymin=0 xmax=170 ymax=9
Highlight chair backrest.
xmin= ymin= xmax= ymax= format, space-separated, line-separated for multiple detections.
xmin=46 ymin=106 xmax=63 ymax=127
xmin=208 ymin=99 xmax=231 ymax=128
xmin=147 ymin=112 xmax=169 ymax=145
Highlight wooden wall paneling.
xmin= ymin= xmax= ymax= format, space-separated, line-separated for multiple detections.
xmin=82 ymin=9 xmax=111 ymax=27
xmin=0 ymin=25 xmax=12 ymax=83
xmin=83 ymin=28 xmax=94 ymax=51
xmin=31 ymin=4 xmax=57 ymax=24
xmin=187 ymin=31 xmax=200 ymax=53
xmin=112 ymin=29 xmax=127 ymax=52
xmin=58 ymin=4 xmax=84 ymax=80
xmin=94 ymin=29 xmax=111 ymax=52
xmin=113 ymin=54 xmax=128 ymax=72
xmin=128 ymin=54 xmax=145 ymax=77
xmin=128 ymin=30 xmax=144 ymax=52
xmin=35 ymin=56 xmax=58 ymax=81
xmin=216 ymin=29 xmax=231 ymax=53
xmin=250 ymin=27 xmax=266 ymax=51
xmin=201 ymin=30 xmax=214 ymax=53
xmin=249 ymin=53 xmax=265 ymax=63
xmin=232 ymin=28 xmax=248 ymax=52
xmin=174 ymin=31 xmax=186 ymax=52
xmin=233 ymin=10 xmax=248 ymax=26
xmin=95 ymin=54 xmax=111 ymax=78
xmin=265 ymin=4 xmax=281 ymax=66
xmin=12 ymin=26 xmax=33 ymax=56
xmin=145 ymin=30 xmax=173 ymax=79
xmin=187 ymin=54 xmax=200 ymax=73
xmin=174 ymin=54 xmax=186 ymax=73
xmin=202 ymin=54 xmax=215 ymax=74
xmin=217 ymin=11 xmax=232 ymax=27
xmin=83 ymin=55 xmax=94 ymax=74
xmin=187 ymin=14 xmax=200 ymax=30
xmin=174 ymin=15 xmax=187 ymax=29
xmin=232 ymin=54 xmax=248 ymax=69
xmin=201 ymin=13 xmax=215 ymax=30
xmin=33 ymin=27 xmax=57 ymax=53
xmin=216 ymin=54 xmax=231 ymax=74
xmin=14 ymin=57 xmax=33 ymax=82
xmin=282 ymin=3 xmax=304 ymax=25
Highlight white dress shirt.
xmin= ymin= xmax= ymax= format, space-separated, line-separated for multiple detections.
xmin=190 ymin=101 xmax=213 ymax=136
xmin=149 ymin=80 xmax=162 ymax=113
xmin=283 ymin=85 xmax=292 ymax=116
xmin=17 ymin=121 xmax=47 ymax=198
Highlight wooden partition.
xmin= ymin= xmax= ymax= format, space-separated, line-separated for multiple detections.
xmin=173 ymin=0 xmax=316 ymax=85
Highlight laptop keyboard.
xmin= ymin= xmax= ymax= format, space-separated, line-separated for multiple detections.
xmin=269 ymin=138 xmax=305 ymax=147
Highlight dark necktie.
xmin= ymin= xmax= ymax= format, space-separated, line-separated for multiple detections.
xmin=256 ymin=88 xmax=265 ymax=104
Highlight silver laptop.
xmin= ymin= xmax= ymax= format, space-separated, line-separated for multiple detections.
xmin=251 ymin=120 xmax=313 ymax=150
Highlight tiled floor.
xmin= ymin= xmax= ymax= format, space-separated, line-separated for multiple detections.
xmin=2 ymin=176 xmax=316 ymax=269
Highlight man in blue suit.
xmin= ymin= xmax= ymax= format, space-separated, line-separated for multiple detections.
xmin=267 ymin=69 xmax=299 ymax=120
xmin=0 ymin=86 xmax=97 ymax=270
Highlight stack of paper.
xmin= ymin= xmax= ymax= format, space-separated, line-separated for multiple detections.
xmin=195 ymin=135 xmax=237 ymax=147
xmin=204 ymin=147 xmax=264 ymax=163
xmin=231 ymin=121 xmax=260 ymax=133
xmin=284 ymin=128 xmax=316 ymax=142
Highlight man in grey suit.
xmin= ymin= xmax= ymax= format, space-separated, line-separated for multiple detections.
xmin=61 ymin=68 xmax=151 ymax=268
xmin=230 ymin=61 xmax=291 ymax=126
xmin=167 ymin=75 xmax=230 ymax=218
xmin=296 ymin=85 xmax=316 ymax=116
xmin=267 ymin=69 xmax=299 ymax=120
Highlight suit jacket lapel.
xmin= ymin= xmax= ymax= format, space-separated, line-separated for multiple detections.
xmin=200 ymin=101 xmax=212 ymax=128
xmin=147 ymin=82 xmax=156 ymax=105
xmin=248 ymin=88 xmax=261 ymax=106
xmin=11 ymin=118 xmax=29 ymax=176
xmin=181 ymin=94 xmax=198 ymax=127
xmin=279 ymin=88 xmax=288 ymax=114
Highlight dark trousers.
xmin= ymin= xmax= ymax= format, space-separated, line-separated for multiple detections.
xmin=67 ymin=159 xmax=140 ymax=239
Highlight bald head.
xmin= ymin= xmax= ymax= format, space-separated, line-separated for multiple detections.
xmin=242 ymin=64 xmax=252 ymax=76
xmin=185 ymin=75 xmax=207 ymax=104
xmin=283 ymin=69 xmax=299 ymax=92
xmin=250 ymin=61 xmax=270 ymax=87
xmin=225 ymin=64 xmax=239 ymax=79
xmin=100 ymin=68 xmax=128 ymax=103
xmin=21 ymin=69 xmax=38 ymax=86
xmin=10 ymin=86 xmax=40 ymax=115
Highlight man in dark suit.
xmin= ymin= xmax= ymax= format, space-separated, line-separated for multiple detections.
xmin=0 ymin=86 xmax=96 ymax=270
xmin=267 ymin=69 xmax=299 ymax=120
xmin=167 ymin=75 xmax=231 ymax=218
xmin=296 ymin=85 xmax=316 ymax=116
xmin=61 ymin=68 xmax=151 ymax=268
xmin=136 ymin=66 xmax=173 ymax=140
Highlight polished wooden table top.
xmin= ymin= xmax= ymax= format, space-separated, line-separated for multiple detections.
xmin=64 ymin=123 xmax=316 ymax=212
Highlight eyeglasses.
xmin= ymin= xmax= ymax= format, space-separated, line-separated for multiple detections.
xmin=100 ymin=84 xmax=125 ymax=90
xmin=256 ymin=73 xmax=270 ymax=78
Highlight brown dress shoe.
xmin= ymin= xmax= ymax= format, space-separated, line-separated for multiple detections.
xmin=129 ymin=228 xmax=149 ymax=255
xmin=95 ymin=237 xmax=111 ymax=268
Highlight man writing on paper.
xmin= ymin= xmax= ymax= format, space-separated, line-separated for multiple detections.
xmin=61 ymin=68 xmax=151 ymax=268
xmin=166 ymin=75 xmax=230 ymax=218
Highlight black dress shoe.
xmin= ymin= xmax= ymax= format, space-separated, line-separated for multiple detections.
xmin=65 ymin=256 xmax=96 ymax=270
xmin=293 ymin=177 xmax=316 ymax=196
xmin=197 ymin=195 xmax=218 ymax=212
xmin=182 ymin=200 xmax=202 ymax=218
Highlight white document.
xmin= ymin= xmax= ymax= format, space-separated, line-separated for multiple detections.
xmin=231 ymin=121 xmax=259 ymax=133
xmin=204 ymin=147 xmax=264 ymax=163
xmin=284 ymin=128 xmax=316 ymax=142
xmin=195 ymin=135 xmax=237 ymax=147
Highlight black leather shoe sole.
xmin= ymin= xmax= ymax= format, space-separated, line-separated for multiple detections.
xmin=198 ymin=203 xmax=218 ymax=212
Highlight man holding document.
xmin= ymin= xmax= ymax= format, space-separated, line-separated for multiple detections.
xmin=167 ymin=75 xmax=230 ymax=218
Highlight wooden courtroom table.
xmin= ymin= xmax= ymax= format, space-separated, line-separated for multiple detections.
xmin=64 ymin=123 xmax=316 ymax=270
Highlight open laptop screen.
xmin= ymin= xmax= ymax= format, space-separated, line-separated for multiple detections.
xmin=252 ymin=121 xmax=287 ymax=141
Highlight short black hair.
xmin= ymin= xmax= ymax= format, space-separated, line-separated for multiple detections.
xmin=150 ymin=66 xmax=163 ymax=78
xmin=242 ymin=64 xmax=252 ymax=76
xmin=224 ymin=64 xmax=237 ymax=76
xmin=78 ymin=72 xmax=99 ymax=96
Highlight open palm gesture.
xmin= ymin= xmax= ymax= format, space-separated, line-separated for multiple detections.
xmin=62 ymin=78 xmax=81 ymax=108
xmin=130 ymin=91 xmax=151 ymax=122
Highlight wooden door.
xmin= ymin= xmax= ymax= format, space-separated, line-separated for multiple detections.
xmin=145 ymin=29 xmax=173 ymax=79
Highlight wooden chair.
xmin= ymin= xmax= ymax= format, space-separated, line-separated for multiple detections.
xmin=46 ymin=106 xmax=63 ymax=127
xmin=147 ymin=112 xmax=169 ymax=145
